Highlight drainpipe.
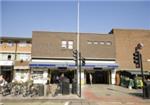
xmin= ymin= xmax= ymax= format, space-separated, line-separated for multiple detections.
xmin=13 ymin=41 xmax=18 ymax=81
xmin=14 ymin=41 xmax=18 ymax=61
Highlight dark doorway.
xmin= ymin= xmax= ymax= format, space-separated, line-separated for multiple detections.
xmin=50 ymin=70 xmax=75 ymax=84
xmin=1 ymin=66 xmax=13 ymax=83
xmin=86 ymin=70 xmax=110 ymax=84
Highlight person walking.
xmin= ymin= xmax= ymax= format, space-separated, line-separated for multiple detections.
xmin=89 ymin=73 xmax=93 ymax=85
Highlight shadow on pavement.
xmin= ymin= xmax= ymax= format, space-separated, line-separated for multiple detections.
xmin=129 ymin=93 xmax=143 ymax=98
xmin=107 ymin=87 xmax=145 ymax=99
xmin=107 ymin=88 xmax=127 ymax=94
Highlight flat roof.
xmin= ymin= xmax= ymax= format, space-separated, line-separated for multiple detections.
xmin=0 ymin=37 xmax=32 ymax=42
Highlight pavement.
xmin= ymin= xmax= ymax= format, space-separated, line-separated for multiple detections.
xmin=82 ymin=84 xmax=150 ymax=105
xmin=0 ymin=84 xmax=150 ymax=105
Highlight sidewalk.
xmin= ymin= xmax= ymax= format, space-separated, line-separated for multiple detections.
xmin=82 ymin=84 xmax=150 ymax=105
xmin=0 ymin=94 xmax=81 ymax=101
xmin=1 ymin=84 xmax=150 ymax=105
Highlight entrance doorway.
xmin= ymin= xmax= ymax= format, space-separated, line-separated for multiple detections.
xmin=85 ymin=70 xmax=110 ymax=84
xmin=1 ymin=66 xmax=13 ymax=83
xmin=50 ymin=70 xmax=75 ymax=84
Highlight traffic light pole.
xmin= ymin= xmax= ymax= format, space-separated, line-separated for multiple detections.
xmin=139 ymin=53 xmax=144 ymax=85
xmin=133 ymin=43 xmax=145 ymax=98
xmin=139 ymin=53 xmax=145 ymax=98
xmin=79 ymin=52 xmax=81 ymax=97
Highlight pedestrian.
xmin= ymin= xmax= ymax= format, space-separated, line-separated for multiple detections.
xmin=56 ymin=75 xmax=59 ymax=84
xmin=89 ymin=73 xmax=93 ymax=85
xmin=0 ymin=75 xmax=7 ymax=87
xmin=60 ymin=73 xmax=64 ymax=82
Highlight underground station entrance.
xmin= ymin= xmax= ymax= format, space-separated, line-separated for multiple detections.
xmin=50 ymin=69 xmax=76 ymax=84
xmin=85 ymin=69 xmax=111 ymax=84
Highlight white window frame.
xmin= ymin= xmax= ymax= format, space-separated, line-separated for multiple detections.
xmin=87 ymin=41 xmax=92 ymax=45
xmin=93 ymin=41 xmax=98 ymax=45
xmin=105 ymin=41 xmax=112 ymax=45
xmin=99 ymin=41 xmax=105 ymax=45
xmin=68 ymin=41 xmax=73 ymax=49
xmin=7 ymin=41 xmax=13 ymax=46
xmin=61 ymin=41 xmax=67 ymax=49
xmin=18 ymin=41 xmax=27 ymax=47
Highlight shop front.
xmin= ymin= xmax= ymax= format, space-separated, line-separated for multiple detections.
xmin=30 ymin=59 xmax=118 ymax=85
xmin=14 ymin=61 xmax=30 ymax=83
xmin=30 ymin=59 xmax=76 ymax=85
xmin=0 ymin=61 xmax=14 ymax=82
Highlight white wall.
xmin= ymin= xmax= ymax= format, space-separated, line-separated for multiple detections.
xmin=111 ymin=69 xmax=116 ymax=85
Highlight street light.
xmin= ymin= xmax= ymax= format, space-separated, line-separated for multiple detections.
xmin=136 ymin=43 xmax=144 ymax=50
xmin=76 ymin=0 xmax=80 ymax=97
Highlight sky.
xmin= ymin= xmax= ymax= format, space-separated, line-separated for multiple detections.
xmin=1 ymin=0 xmax=150 ymax=37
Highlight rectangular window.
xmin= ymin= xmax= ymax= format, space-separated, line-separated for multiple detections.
xmin=93 ymin=41 xmax=98 ymax=45
xmin=68 ymin=41 xmax=73 ymax=49
xmin=0 ymin=53 xmax=15 ymax=60
xmin=61 ymin=40 xmax=73 ymax=49
xmin=18 ymin=41 xmax=27 ymax=47
xmin=61 ymin=41 xmax=67 ymax=48
xmin=99 ymin=41 xmax=105 ymax=45
xmin=16 ymin=54 xmax=31 ymax=61
xmin=32 ymin=71 xmax=43 ymax=80
xmin=7 ymin=41 xmax=13 ymax=46
xmin=105 ymin=41 xmax=112 ymax=45
xmin=87 ymin=41 xmax=92 ymax=45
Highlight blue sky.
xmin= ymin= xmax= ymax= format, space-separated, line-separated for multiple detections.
xmin=1 ymin=0 xmax=150 ymax=37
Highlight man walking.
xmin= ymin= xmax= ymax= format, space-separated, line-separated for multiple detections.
xmin=89 ymin=73 xmax=93 ymax=85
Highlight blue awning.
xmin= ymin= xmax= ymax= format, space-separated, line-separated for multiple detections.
xmin=30 ymin=62 xmax=119 ymax=69
xmin=29 ymin=64 xmax=56 ymax=67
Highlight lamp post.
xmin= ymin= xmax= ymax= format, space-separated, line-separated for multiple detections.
xmin=76 ymin=0 xmax=80 ymax=97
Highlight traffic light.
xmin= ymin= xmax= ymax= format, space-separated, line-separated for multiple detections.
xmin=133 ymin=50 xmax=140 ymax=68
xmin=73 ymin=49 xmax=78 ymax=66
xmin=81 ymin=57 xmax=85 ymax=66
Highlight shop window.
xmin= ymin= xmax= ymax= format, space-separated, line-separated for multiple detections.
xmin=15 ymin=70 xmax=28 ymax=80
xmin=32 ymin=71 xmax=43 ymax=80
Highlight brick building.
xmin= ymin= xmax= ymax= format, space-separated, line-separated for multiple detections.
xmin=30 ymin=29 xmax=150 ymax=85
xmin=0 ymin=37 xmax=31 ymax=82
xmin=0 ymin=29 xmax=150 ymax=84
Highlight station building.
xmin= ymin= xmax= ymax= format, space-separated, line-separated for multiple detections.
xmin=30 ymin=29 xmax=150 ymax=85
